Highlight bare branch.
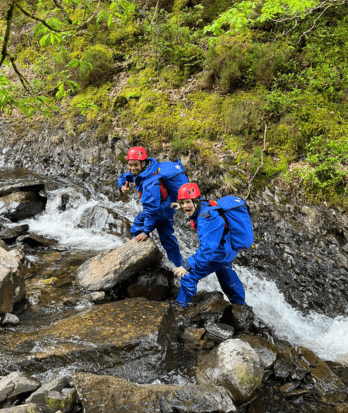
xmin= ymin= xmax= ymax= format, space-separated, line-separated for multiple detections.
xmin=245 ymin=123 xmax=267 ymax=200
xmin=0 ymin=0 xmax=15 ymax=68
xmin=14 ymin=1 xmax=63 ymax=32
xmin=9 ymin=55 xmax=33 ymax=93
xmin=298 ymin=2 xmax=335 ymax=43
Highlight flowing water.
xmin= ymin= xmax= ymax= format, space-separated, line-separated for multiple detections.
xmin=2 ymin=165 xmax=348 ymax=366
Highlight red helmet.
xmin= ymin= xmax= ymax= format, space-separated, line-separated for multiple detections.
xmin=127 ymin=146 xmax=147 ymax=161
xmin=177 ymin=183 xmax=201 ymax=200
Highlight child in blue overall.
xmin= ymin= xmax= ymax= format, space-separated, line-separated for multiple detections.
xmin=174 ymin=183 xmax=246 ymax=307
xmin=118 ymin=146 xmax=184 ymax=267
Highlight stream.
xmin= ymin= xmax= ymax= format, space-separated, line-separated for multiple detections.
xmin=1 ymin=163 xmax=348 ymax=413
xmin=0 ymin=165 xmax=345 ymax=367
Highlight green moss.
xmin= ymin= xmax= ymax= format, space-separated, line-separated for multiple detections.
xmin=235 ymin=366 xmax=263 ymax=390
xmin=159 ymin=65 xmax=185 ymax=88
xmin=45 ymin=397 xmax=66 ymax=409
xmin=118 ymin=153 xmax=127 ymax=164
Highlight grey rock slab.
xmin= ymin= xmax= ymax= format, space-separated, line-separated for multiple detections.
xmin=1 ymin=298 xmax=175 ymax=383
xmin=72 ymin=372 xmax=236 ymax=413
xmin=76 ymin=237 xmax=162 ymax=291
xmin=196 ymin=338 xmax=264 ymax=404
xmin=0 ymin=247 xmax=25 ymax=314
xmin=0 ymin=179 xmax=46 ymax=198
xmin=0 ymin=372 xmax=40 ymax=402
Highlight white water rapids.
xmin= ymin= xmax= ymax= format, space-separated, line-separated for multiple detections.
xmin=19 ymin=185 xmax=348 ymax=366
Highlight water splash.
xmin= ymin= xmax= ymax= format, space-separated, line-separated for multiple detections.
xmin=22 ymin=188 xmax=126 ymax=252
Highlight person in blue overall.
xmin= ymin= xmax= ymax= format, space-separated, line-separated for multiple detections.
xmin=174 ymin=183 xmax=246 ymax=307
xmin=118 ymin=146 xmax=183 ymax=267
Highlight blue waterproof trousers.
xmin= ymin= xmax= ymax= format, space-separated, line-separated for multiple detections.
xmin=177 ymin=261 xmax=246 ymax=307
xmin=131 ymin=212 xmax=183 ymax=268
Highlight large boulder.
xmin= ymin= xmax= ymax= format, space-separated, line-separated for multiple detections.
xmin=0 ymin=247 xmax=26 ymax=314
xmin=76 ymin=237 xmax=162 ymax=291
xmin=1 ymin=298 xmax=176 ymax=383
xmin=0 ymin=191 xmax=45 ymax=221
xmin=196 ymin=339 xmax=264 ymax=404
xmin=72 ymin=372 xmax=236 ymax=413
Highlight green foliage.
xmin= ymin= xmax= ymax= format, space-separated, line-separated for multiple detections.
xmin=203 ymin=0 xmax=331 ymax=41
xmin=143 ymin=9 xmax=205 ymax=76
xmin=203 ymin=34 xmax=296 ymax=92
xmin=301 ymin=135 xmax=348 ymax=189
xmin=96 ymin=0 xmax=136 ymax=27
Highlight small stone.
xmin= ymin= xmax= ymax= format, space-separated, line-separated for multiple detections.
xmin=88 ymin=291 xmax=106 ymax=302
xmin=2 ymin=313 xmax=20 ymax=325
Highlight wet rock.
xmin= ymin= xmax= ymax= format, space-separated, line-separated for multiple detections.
xmin=220 ymin=304 xmax=255 ymax=332
xmin=0 ymin=372 xmax=40 ymax=402
xmin=1 ymin=313 xmax=20 ymax=325
xmin=1 ymin=298 xmax=176 ymax=383
xmin=205 ymin=322 xmax=234 ymax=344
xmin=72 ymin=372 xmax=236 ymax=413
xmin=238 ymin=333 xmax=278 ymax=368
xmin=0 ymin=240 xmax=9 ymax=251
xmin=180 ymin=291 xmax=230 ymax=325
xmin=16 ymin=234 xmax=58 ymax=248
xmin=25 ymin=377 xmax=76 ymax=413
xmin=126 ymin=268 xmax=173 ymax=301
xmin=0 ymin=224 xmax=29 ymax=243
xmin=279 ymin=382 xmax=299 ymax=394
xmin=284 ymin=346 xmax=345 ymax=397
xmin=0 ymin=404 xmax=43 ymax=412
xmin=273 ymin=359 xmax=293 ymax=379
xmin=0 ymin=192 xmax=45 ymax=221
xmin=0 ymin=179 xmax=46 ymax=199
xmin=183 ymin=327 xmax=205 ymax=349
xmin=76 ymin=238 xmax=162 ymax=291
xmin=78 ymin=205 xmax=131 ymax=239
xmin=335 ymin=404 xmax=348 ymax=413
xmin=196 ymin=338 xmax=264 ymax=404
xmin=0 ymin=247 xmax=26 ymax=314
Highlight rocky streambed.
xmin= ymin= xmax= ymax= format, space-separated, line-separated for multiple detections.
xmin=0 ymin=133 xmax=348 ymax=412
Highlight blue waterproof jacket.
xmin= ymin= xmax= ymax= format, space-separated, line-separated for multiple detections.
xmin=187 ymin=201 xmax=238 ymax=272
xmin=118 ymin=158 xmax=174 ymax=234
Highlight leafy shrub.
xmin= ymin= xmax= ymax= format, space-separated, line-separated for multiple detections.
xmin=203 ymin=34 xmax=251 ymax=92
xmin=143 ymin=11 xmax=204 ymax=76
xmin=298 ymin=135 xmax=348 ymax=189
xmin=78 ymin=44 xmax=114 ymax=89
xmin=203 ymin=35 xmax=296 ymax=92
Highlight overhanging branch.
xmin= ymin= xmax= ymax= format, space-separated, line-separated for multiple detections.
xmin=0 ymin=0 xmax=15 ymax=68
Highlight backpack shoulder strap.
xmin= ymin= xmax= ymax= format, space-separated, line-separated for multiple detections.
xmin=208 ymin=199 xmax=229 ymax=235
